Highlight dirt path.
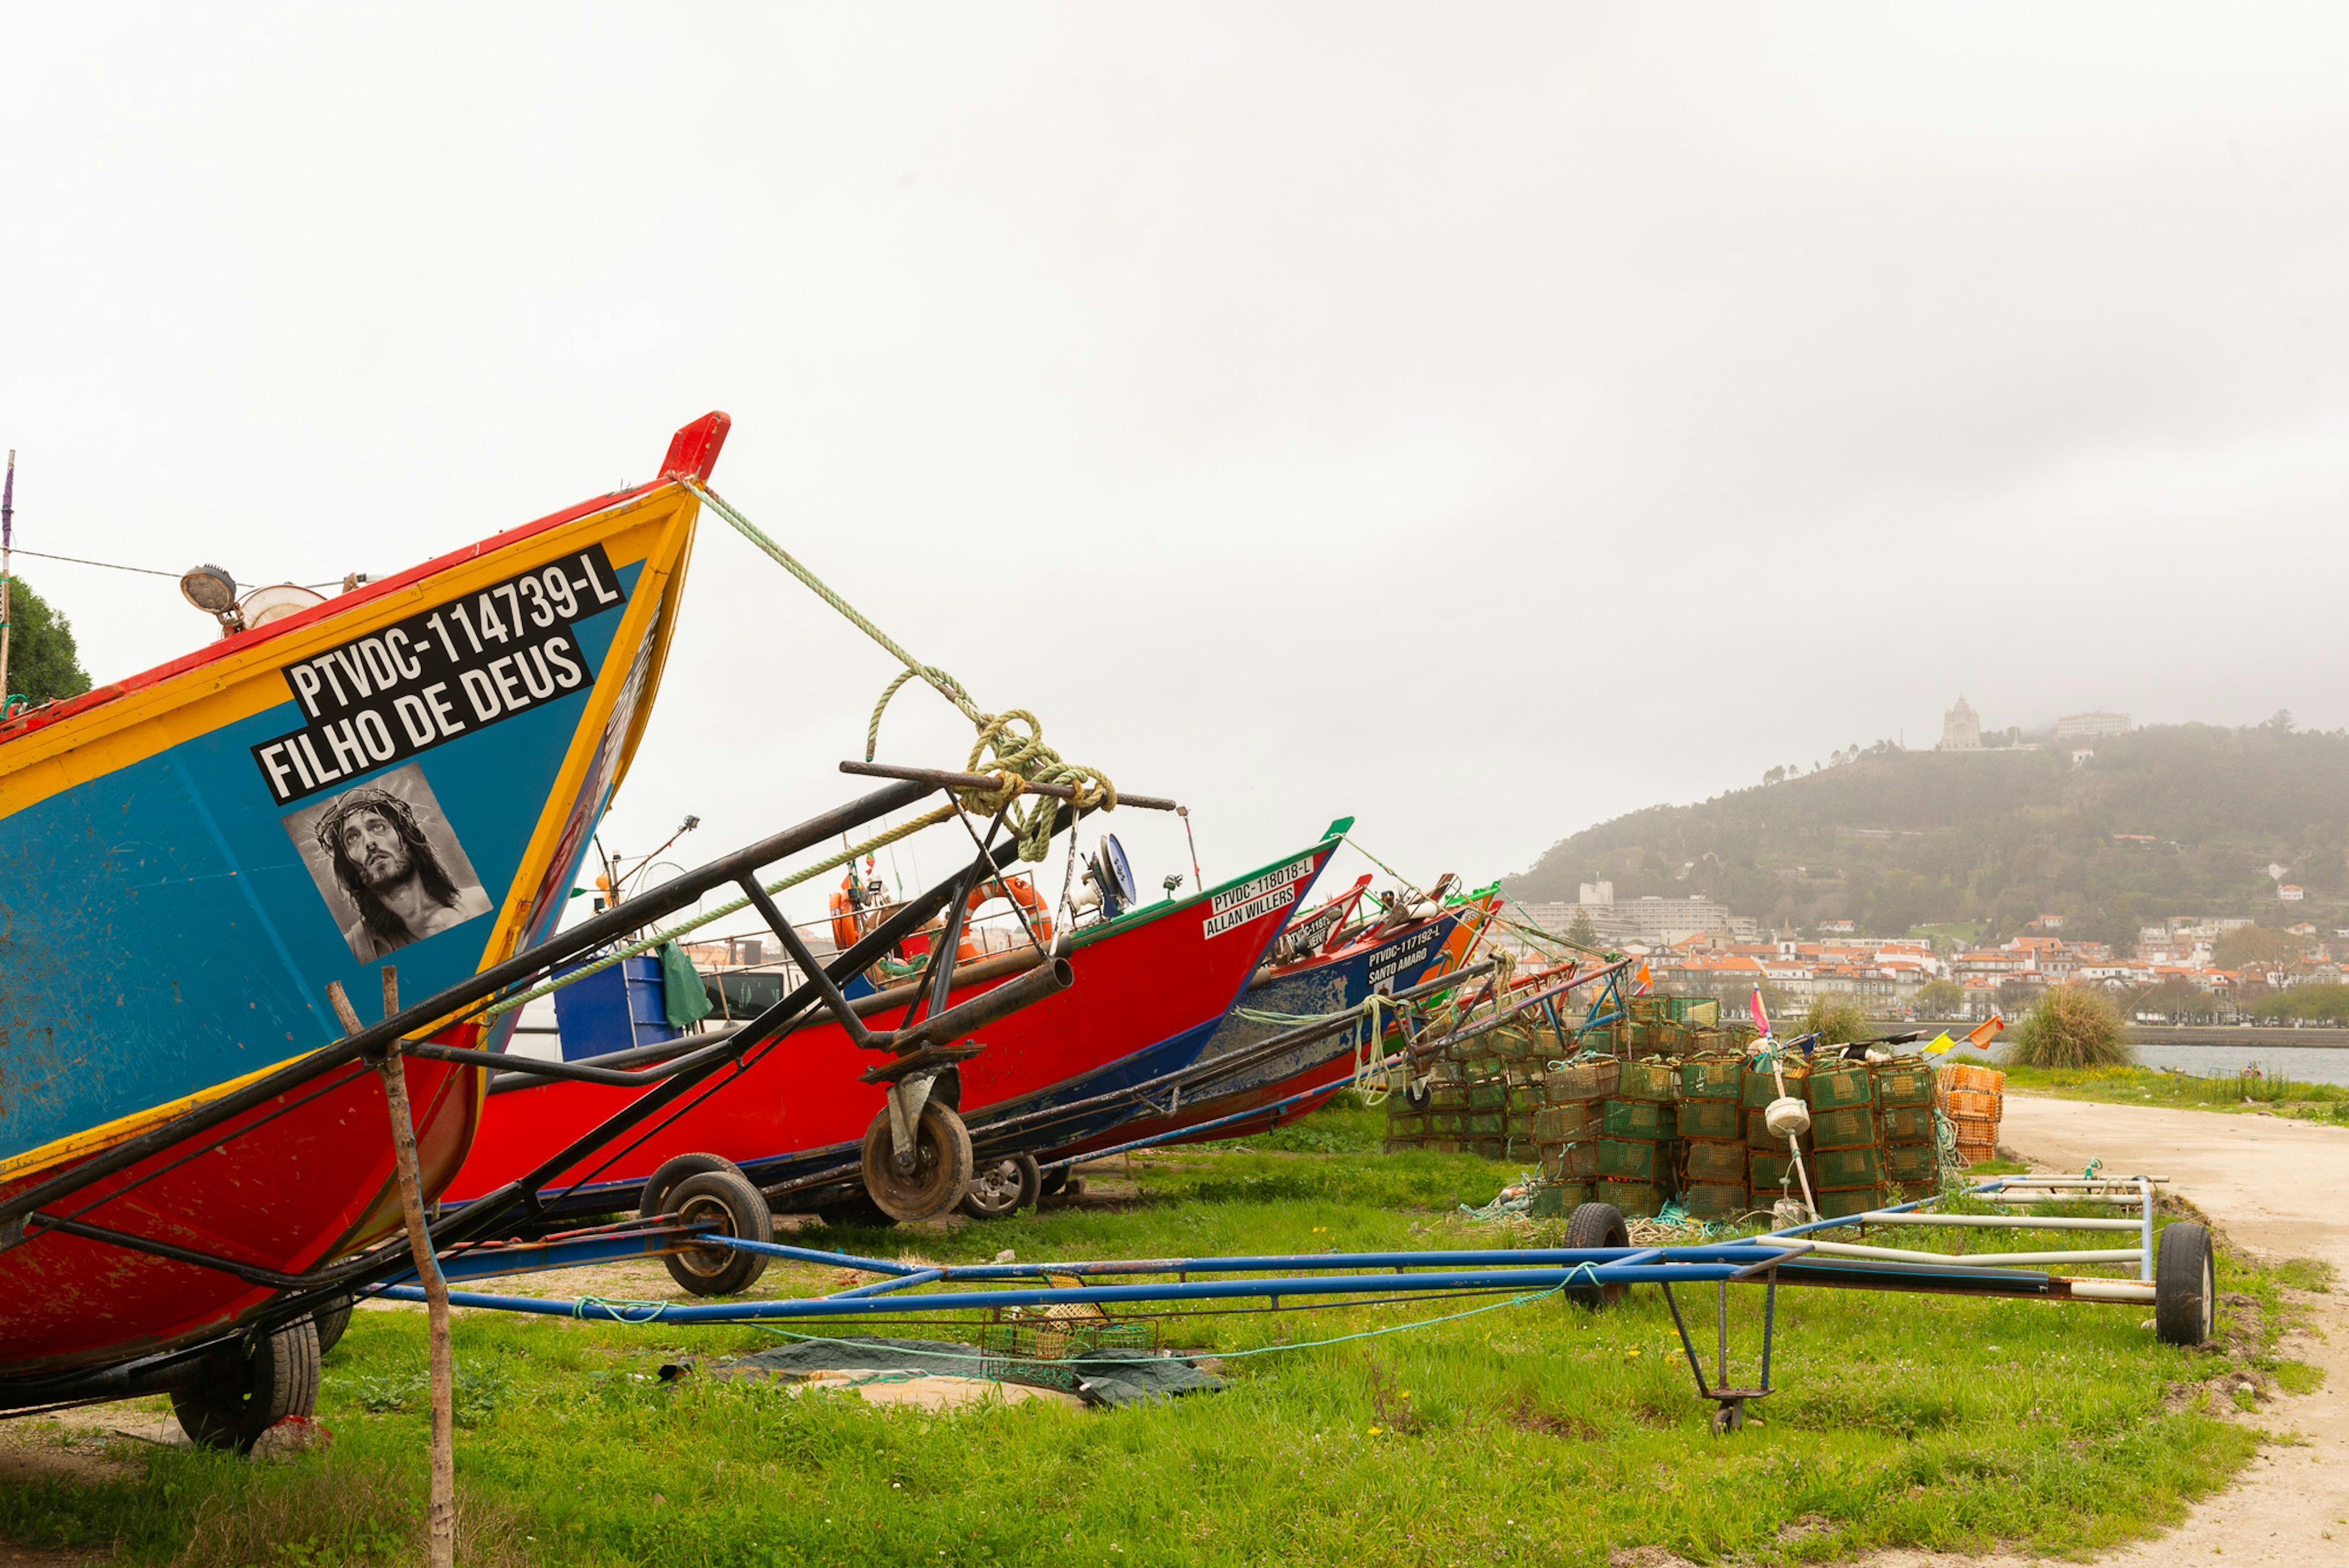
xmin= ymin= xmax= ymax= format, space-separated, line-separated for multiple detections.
xmin=1992 ymin=1095 xmax=2349 ymax=1565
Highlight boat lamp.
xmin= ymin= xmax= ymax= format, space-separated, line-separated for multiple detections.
xmin=179 ymin=564 xmax=245 ymax=636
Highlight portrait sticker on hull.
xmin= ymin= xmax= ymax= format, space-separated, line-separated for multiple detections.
xmin=282 ymin=762 xmax=494 ymax=963
xmin=249 ymin=544 xmax=626 ymax=806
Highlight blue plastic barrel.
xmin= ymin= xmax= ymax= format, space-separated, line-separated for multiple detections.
xmin=551 ymin=954 xmax=681 ymax=1060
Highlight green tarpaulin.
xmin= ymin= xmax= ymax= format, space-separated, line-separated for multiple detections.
xmin=658 ymin=940 xmax=715 ymax=1030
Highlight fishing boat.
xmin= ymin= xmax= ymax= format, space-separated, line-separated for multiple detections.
xmin=1020 ymin=881 xmax=1502 ymax=1164
xmin=440 ymin=824 xmax=1349 ymax=1225
xmin=0 ymin=415 xmax=729 ymax=1377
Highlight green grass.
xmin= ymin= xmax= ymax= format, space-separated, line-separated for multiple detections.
xmin=2002 ymin=1063 xmax=2349 ymax=1123
xmin=0 ymin=1124 xmax=2312 ymax=1567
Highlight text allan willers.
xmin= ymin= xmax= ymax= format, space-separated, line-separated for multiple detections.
xmin=251 ymin=546 xmax=626 ymax=806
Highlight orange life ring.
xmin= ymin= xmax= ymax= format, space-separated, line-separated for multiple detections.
xmin=829 ymin=872 xmax=861 ymax=951
xmin=967 ymin=872 xmax=1055 ymax=945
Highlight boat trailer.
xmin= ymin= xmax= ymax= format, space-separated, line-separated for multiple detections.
xmin=363 ymin=1170 xmax=2210 ymax=1434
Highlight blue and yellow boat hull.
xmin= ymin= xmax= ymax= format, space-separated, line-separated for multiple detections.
xmin=0 ymin=414 xmax=725 ymax=1372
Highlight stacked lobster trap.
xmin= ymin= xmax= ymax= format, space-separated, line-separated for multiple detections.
xmin=1937 ymin=1063 xmax=2006 ymax=1165
xmin=1674 ymin=1056 xmax=1746 ymax=1220
xmin=1386 ymin=1013 xmax=1556 ymax=1161
xmin=1390 ymin=1030 xmax=1973 ymax=1227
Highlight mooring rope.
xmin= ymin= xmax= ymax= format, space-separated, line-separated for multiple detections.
xmin=484 ymin=479 xmax=1123 ymax=1018
xmin=685 ymin=479 xmax=1114 ymax=863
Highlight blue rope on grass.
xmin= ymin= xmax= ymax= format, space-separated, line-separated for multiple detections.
xmin=746 ymin=1280 xmax=1575 ymax=1364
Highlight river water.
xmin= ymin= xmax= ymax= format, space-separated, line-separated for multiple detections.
xmin=1934 ymin=1036 xmax=2349 ymax=1087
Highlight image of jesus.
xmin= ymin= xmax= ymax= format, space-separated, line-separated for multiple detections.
xmin=315 ymin=786 xmax=493 ymax=961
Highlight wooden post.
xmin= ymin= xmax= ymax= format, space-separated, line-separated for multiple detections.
xmin=329 ymin=973 xmax=456 ymax=1568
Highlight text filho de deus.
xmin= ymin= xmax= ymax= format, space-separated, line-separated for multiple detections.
xmin=250 ymin=546 xmax=627 ymax=806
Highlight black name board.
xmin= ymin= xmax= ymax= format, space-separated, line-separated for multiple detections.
xmin=251 ymin=545 xmax=627 ymax=805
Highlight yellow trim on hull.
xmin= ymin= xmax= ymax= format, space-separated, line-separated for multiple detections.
xmin=0 ymin=485 xmax=702 ymax=1190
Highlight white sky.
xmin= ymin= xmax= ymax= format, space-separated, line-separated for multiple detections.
xmin=7 ymin=4 xmax=2348 ymax=931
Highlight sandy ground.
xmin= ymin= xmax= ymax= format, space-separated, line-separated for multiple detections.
xmin=1949 ymin=1096 xmax=2349 ymax=1566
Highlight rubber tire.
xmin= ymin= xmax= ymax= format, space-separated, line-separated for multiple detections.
xmin=1037 ymin=1167 xmax=1071 ymax=1200
xmin=1404 ymin=1078 xmax=1433 ymax=1112
xmin=308 ymin=1294 xmax=355 ymax=1356
xmin=2154 ymin=1221 xmax=2215 ymax=1347
xmin=659 ymin=1170 xmax=773 ymax=1297
xmin=1563 ymin=1201 xmax=1630 ymax=1310
xmin=638 ymin=1151 xmax=741 ymax=1222
xmin=957 ymin=1153 xmax=1044 ymax=1221
xmin=171 ymin=1318 xmax=322 ymax=1454
xmin=860 ymin=1101 xmax=976 ymax=1224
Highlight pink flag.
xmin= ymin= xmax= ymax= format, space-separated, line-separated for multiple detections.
xmin=1749 ymin=984 xmax=1770 ymax=1036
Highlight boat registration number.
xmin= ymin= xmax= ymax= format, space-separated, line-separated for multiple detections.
xmin=250 ymin=545 xmax=627 ymax=805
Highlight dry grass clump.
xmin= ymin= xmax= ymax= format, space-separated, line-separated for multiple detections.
xmin=2006 ymin=985 xmax=2135 ymax=1069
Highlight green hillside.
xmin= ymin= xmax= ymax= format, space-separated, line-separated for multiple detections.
xmin=1504 ymin=718 xmax=2348 ymax=946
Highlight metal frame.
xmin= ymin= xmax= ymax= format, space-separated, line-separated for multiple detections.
xmin=0 ymin=778 xmax=1089 ymax=1410
xmin=1754 ymin=1173 xmax=2167 ymax=1298
xmin=349 ymin=1171 xmax=2175 ymax=1429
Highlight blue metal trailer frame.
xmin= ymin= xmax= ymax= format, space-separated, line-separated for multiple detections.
xmin=365 ymin=1172 xmax=2195 ymax=1430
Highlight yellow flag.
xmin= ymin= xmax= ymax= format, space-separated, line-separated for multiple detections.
xmin=1921 ymin=1031 xmax=1958 ymax=1055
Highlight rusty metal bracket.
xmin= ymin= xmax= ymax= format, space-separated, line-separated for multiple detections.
xmin=1659 ymin=1269 xmax=1779 ymax=1435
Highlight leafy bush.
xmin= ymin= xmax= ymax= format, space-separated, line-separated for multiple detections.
xmin=2006 ymin=986 xmax=2134 ymax=1068
xmin=1802 ymin=995 xmax=1869 ymax=1045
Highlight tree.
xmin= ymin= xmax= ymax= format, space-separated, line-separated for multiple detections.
xmin=2251 ymin=983 xmax=2349 ymax=1024
xmin=2 ymin=574 xmax=92 ymax=708
xmin=2006 ymin=985 xmax=2134 ymax=1068
xmin=1564 ymin=907 xmax=1598 ymax=948
xmin=2100 ymin=896 xmax=2140 ymax=956
xmin=1915 ymin=978 xmax=1964 ymax=1016
xmin=2214 ymin=925 xmax=2306 ymax=970
xmin=1995 ymin=977 xmax=2042 ymax=1016
xmin=2129 ymin=978 xmax=2216 ymax=1024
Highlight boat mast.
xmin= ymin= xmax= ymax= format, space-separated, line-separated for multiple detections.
xmin=1 ymin=450 xmax=15 ymax=710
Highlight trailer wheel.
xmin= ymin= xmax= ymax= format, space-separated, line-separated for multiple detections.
xmin=958 ymin=1154 xmax=1043 ymax=1220
xmin=638 ymin=1151 xmax=741 ymax=1221
xmin=307 ymin=1293 xmax=355 ymax=1356
xmin=1563 ymin=1202 xmax=1630 ymax=1310
xmin=660 ymin=1170 xmax=773 ymax=1297
xmin=1038 ymin=1168 xmax=1070 ymax=1200
xmin=860 ymin=1102 xmax=975 ymax=1223
xmin=2154 ymin=1221 xmax=2215 ymax=1347
xmin=171 ymin=1318 xmax=321 ymax=1454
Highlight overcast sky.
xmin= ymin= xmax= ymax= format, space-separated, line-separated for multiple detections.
xmin=7 ymin=5 xmax=2348 ymax=929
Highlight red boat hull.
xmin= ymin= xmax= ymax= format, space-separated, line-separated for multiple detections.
xmin=445 ymin=836 xmax=1342 ymax=1215
xmin=1044 ymin=891 xmax=1502 ymax=1159
xmin=0 ymin=1046 xmax=477 ymax=1375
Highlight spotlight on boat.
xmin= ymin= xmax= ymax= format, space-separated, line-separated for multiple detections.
xmin=179 ymin=564 xmax=238 ymax=615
